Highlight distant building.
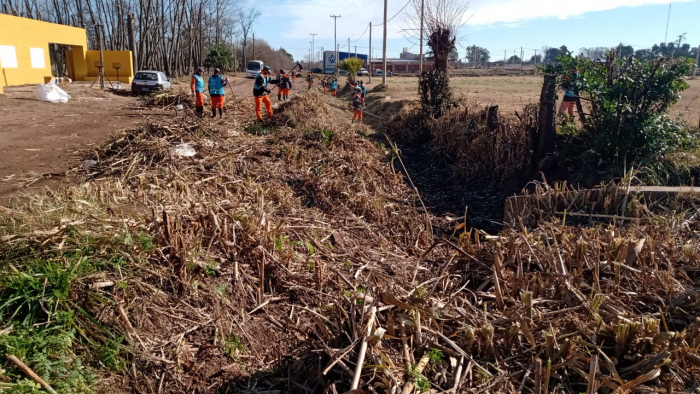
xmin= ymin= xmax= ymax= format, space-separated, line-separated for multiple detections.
xmin=323 ymin=51 xmax=369 ymax=74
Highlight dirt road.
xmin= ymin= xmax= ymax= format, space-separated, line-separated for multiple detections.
xmin=0 ymin=84 xmax=150 ymax=202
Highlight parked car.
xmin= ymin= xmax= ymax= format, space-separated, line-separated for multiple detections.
xmin=131 ymin=70 xmax=171 ymax=94
xmin=338 ymin=70 xmax=348 ymax=76
xmin=386 ymin=70 xmax=393 ymax=77
xmin=310 ymin=67 xmax=323 ymax=74
xmin=373 ymin=69 xmax=382 ymax=76
xmin=357 ymin=68 xmax=369 ymax=76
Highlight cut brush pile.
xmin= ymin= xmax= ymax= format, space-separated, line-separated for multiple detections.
xmin=388 ymin=100 xmax=536 ymax=183
xmin=0 ymin=91 xmax=699 ymax=394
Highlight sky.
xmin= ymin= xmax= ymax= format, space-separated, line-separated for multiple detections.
xmin=254 ymin=0 xmax=700 ymax=63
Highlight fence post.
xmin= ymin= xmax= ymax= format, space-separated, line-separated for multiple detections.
xmin=536 ymin=74 xmax=557 ymax=163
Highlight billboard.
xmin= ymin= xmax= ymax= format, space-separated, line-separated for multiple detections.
xmin=323 ymin=51 xmax=369 ymax=74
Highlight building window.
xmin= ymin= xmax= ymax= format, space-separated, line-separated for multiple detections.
xmin=30 ymin=48 xmax=46 ymax=69
xmin=0 ymin=45 xmax=18 ymax=68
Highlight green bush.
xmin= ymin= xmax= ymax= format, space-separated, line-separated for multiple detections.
xmin=545 ymin=52 xmax=697 ymax=181
xmin=338 ymin=58 xmax=364 ymax=84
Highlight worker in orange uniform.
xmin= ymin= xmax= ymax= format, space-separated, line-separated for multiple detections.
xmin=278 ymin=70 xmax=292 ymax=101
xmin=291 ymin=70 xmax=296 ymax=82
xmin=208 ymin=68 xmax=228 ymax=118
xmin=330 ymin=79 xmax=338 ymax=96
xmin=351 ymin=86 xmax=363 ymax=124
xmin=321 ymin=76 xmax=328 ymax=93
xmin=307 ymin=71 xmax=314 ymax=90
xmin=190 ymin=67 xmax=205 ymax=116
xmin=253 ymin=65 xmax=278 ymax=121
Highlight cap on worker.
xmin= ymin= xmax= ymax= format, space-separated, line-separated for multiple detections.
xmin=280 ymin=69 xmax=286 ymax=74
xmin=195 ymin=67 xmax=203 ymax=73
xmin=214 ymin=68 xmax=221 ymax=75
xmin=263 ymin=65 xmax=271 ymax=71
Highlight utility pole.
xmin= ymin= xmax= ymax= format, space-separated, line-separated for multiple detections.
xmin=369 ymin=22 xmax=372 ymax=83
xmin=503 ymin=50 xmax=506 ymax=68
xmin=96 ymin=24 xmax=104 ymax=89
xmin=382 ymin=0 xmax=387 ymax=84
xmin=348 ymin=38 xmax=350 ymax=56
xmin=693 ymin=45 xmax=699 ymax=79
xmin=252 ymin=33 xmax=255 ymax=59
xmin=664 ymin=0 xmax=672 ymax=43
xmin=419 ymin=0 xmax=424 ymax=73
xmin=520 ymin=47 xmax=523 ymax=74
xmin=310 ymin=33 xmax=317 ymax=64
xmin=534 ymin=49 xmax=538 ymax=66
xmin=355 ymin=46 xmax=357 ymax=58
xmin=330 ymin=14 xmax=341 ymax=75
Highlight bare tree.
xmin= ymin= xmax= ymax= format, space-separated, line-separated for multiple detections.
xmin=1 ymin=0 xmax=244 ymax=77
xmin=402 ymin=0 xmax=469 ymax=71
xmin=237 ymin=7 xmax=260 ymax=70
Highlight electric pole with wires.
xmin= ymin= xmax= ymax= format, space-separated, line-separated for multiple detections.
xmin=330 ymin=14 xmax=341 ymax=75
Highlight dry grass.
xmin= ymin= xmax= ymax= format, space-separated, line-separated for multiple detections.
xmin=388 ymin=99 xmax=535 ymax=182
xmin=2 ymin=91 xmax=700 ymax=394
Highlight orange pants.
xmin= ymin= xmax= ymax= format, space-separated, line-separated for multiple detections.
xmin=255 ymin=95 xmax=273 ymax=120
xmin=352 ymin=110 xmax=363 ymax=121
xmin=332 ymin=90 xmax=337 ymax=96
xmin=323 ymin=87 xmax=327 ymax=93
xmin=211 ymin=95 xmax=225 ymax=109
xmin=292 ymin=76 xmax=296 ymax=82
xmin=558 ymin=100 xmax=576 ymax=116
xmin=194 ymin=92 xmax=204 ymax=106
xmin=280 ymin=88 xmax=290 ymax=96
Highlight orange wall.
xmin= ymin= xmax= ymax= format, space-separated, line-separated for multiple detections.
xmin=85 ymin=50 xmax=134 ymax=83
xmin=1 ymin=14 xmax=87 ymax=94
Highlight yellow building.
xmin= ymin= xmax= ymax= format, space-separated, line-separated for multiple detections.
xmin=0 ymin=14 xmax=133 ymax=94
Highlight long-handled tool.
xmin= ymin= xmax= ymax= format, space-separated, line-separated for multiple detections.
xmin=226 ymin=78 xmax=241 ymax=111
xmin=268 ymin=62 xmax=304 ymax=95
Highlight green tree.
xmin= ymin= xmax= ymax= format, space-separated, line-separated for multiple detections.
xmin=204 ymin=44 xmax=235 ymax=71
xmin=465 ymin=45 xmax=490 ymax=67
xmin=338 ymin=58 xmax=364 ymax=84
xmin=545 ymin=53 xmax=696 ymax=179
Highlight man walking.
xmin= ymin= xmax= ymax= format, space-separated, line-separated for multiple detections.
xmin=253 ymin=65 xmax=278 ymax=121
xmin=322 ymin=76 xmax=328 ymax=93
xmin=190 ymin=67 xmax=205 ymax=116
xmin=208 ymin=68 xmax=228 ymax=118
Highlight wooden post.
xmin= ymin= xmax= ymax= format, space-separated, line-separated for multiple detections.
xmin=96 ymin=24 xmax=105 ymax=90
xmin=127 ymin=13 xmax=138 ymax=73
xmin=535 ymin=74 xmax=557 ymax=162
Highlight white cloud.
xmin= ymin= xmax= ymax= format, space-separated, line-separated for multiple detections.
xmin=280 ymin=0 xmax=694 ymax=40
xmin=466 ymin=0 xmax=694 ymax=26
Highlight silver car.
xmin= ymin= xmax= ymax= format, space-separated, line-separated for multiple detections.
xmin=131 ymin=70 xmax=172 ymax=94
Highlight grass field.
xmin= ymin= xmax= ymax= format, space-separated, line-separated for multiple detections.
xmin=379 ymin=75 xmax=700 ymax=124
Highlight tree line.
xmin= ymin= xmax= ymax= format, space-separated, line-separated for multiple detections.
xmin=1 ymin=0 xmax=294 ymax=77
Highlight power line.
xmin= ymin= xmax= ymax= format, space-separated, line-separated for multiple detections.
xmin=352 ymin=23 xmax=370 ymax=43
xmin=373 ymin=0 xmax=411 ymax=27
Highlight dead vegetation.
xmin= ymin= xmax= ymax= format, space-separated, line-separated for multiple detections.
xmin=2 ymin=91 xmax=700 ymax=394
xmin=388 ymin=99 xmax=535 ymax=182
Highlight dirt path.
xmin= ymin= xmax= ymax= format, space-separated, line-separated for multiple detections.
xmin=0 ymin=84 xmax=147 ymax=202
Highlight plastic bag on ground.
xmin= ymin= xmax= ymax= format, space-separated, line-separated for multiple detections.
xmin=170 ymin=143 xmax=196 ymax=157
xmin=35 ymin=80 xmax=71 ymax=103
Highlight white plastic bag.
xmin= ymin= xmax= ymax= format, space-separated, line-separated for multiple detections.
xmin=170 ymin=143 xmax=196 ymax=157
xmin=35 ymin=80 xmax=71 ymax=103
